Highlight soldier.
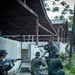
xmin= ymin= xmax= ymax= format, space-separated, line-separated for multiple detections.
xmin=44 ymin=40 xmax=59 ymax=58
xmin=0 ymin=49 xmax=8 ymax=75
xmin=48 ymin=53 xmax=65 ymax=75
xmin=31 ymin=52 xmax=46 ymax=75
xmin=44 ymin=40 xmax=59 ymax=67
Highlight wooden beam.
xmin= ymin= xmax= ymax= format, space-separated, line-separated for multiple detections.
xmin=17 ymin=0 xmax=38 ymax=17
xmin=39 ymin=23 xmax=54 ymax=35
xmin=40 ymin=0 xmax=57 ymax=34
xmin=59 ymin=25 xmax=65 ymax=31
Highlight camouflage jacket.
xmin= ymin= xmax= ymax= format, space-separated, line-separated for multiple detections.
xmin=44 ymin=44 xmax=59 ymax=58
xmin=31 ymin=57 xmax=46 ymax=72
xmin=48 ymin=58 xmax=63 ymax=75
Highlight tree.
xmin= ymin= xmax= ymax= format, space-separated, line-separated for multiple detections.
xmin=68 ymin=16 xmax=73 ymax=28
xmin=42 ymin=0 xmax=74 ymax=69
xmin=42 ymin=0 xmax=74 ymax=21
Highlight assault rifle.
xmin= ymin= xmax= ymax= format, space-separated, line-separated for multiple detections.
xmin=0 ymin=58 xmax=23 ymax=71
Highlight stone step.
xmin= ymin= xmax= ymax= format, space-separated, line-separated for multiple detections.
xmin=21 ymin=67 xmax=30 ymax=72
xmin=21 ymin=62 xmax=30 ymax=72
xmin=21 ymin=62 xmax=47 ymax=73
xmin=15 ymin=72 xmax=31 ymax=75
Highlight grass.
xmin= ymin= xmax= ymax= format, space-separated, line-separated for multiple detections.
xmin=63 ymin=53 xmax=75 ymax=75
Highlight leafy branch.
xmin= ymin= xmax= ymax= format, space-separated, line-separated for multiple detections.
xmin=42 ymin=0 xmax=74 ymax=20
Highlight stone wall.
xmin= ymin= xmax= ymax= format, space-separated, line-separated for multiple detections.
xmin=0 ymin=37 xmax=21 ymax=73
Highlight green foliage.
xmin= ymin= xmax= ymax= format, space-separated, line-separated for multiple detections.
xmin=44 ymin=3 xmax=49 ymax=7
xmin=54 ymin=16 xmax=59 ymax=19
xmin=61 ymin=10 xmax=67 ymax=15
xmin=73 ymin=34 xmax=75 ymax=45
xmin=69 ymin=9 xmax=74 ymax=14
xmin=55 ymin=0 xmax=60 ymax=1
xmin=63 ymin=62 xmax=75 ymax=75
xmin=68 ymin=16 xmax=73 ymax=21
xmin=70 ymin=64 xmax=75 ymax=73
xmin=67 ymin=72 xmax=75 ymax=75
xmin=60 ymin=1 xmax=67 ymax=6
xmin=68 ymin=16 xmax=73 ymax=28
xmin=42 ymin=0 xmax=74 ymax=20
xmin=60 ymin=53 xmax=65 ymax=60
xmin=64 ymin=61 xmax=68 ymax=69
xmin=64 ymin=8 xmax=69 ymax=11
xmin=68 ymin=22 xmax=72 ymax=28
xmin=63 ymin=54 xmax=75 ymax=75
xmin=59 ymin=15 xmax=65 ymax=19
xmin=52 ymin=7 xmax=59 ymax=12
xmin=46 ymin=8 xmax=50 ymax=11
xmin=44 ymin=3 xmax=50 ymax=11
xmin=72 ymin=53 xmax=75 ymax=59
xmin=42 ymin=0 xmax=50 ymax=11
xmin=53 ymin=1 xmax=56 ymax=5
xmin=54 ymin=15 xmax=65 ymax=19
xmin=65 ymin=5 xmax=70 ymax=9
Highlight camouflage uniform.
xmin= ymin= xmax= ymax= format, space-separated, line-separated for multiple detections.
xmin=0 ymin=50 xmax=8 ymax=75
xmin=31 ymin=52 xmax=46 ymax=75
xmin=44 ymin=43 xmax=59 ymax=58
xmin=0 ymin=57 xmax=5 ymax=75
xmin=48 ymin=58 xmax=65 ymax=75
xmin=0 ymin=57 xmax=3 ymax=62
xmin=44 ymin=41 xmax=59 ymax=67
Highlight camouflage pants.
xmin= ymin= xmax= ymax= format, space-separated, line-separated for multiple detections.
xmin=30 ymin=71 xmax=35 ymax=75
xmin=30 ymin=69 xmax=45 ymax=75
xmin=56 ymin=71 xmax=65 ymax=75
xmin=48 ymin=71 xmax=65 ymax=75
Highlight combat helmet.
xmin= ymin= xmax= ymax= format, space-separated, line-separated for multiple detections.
xmin=35 ymin=52 xmax=40 ymax=56
xmin=48 ymin=40 xmax=53 ymax=44
xmin=0 ymin=49 xmax=8 ymax=56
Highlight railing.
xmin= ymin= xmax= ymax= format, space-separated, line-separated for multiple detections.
xmin=2 ymin=33 xmax=69 ymax=43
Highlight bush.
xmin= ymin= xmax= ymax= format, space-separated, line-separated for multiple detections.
xmin=60 ymin=53 xmax=65 ymax=61
xmin=70 ymin=64 xmax=75 ymax=73
xmin=64 ymin=61 xmax=68 ymax=69
xmin=72 ymin=53 xmax=75 ymax=59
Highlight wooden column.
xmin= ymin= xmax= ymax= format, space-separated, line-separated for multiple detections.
xmin=57 ymin=26 xmax=60 ymax=43
xmin=63 ymin=31 xmax=65 ymax=43
xmin=61 ymin=30 xmax=63 ymax=42
xmin=20 ymin=35 xmax=22 ymax=57
xmin=36 ymin=18 xmax=39 ymax=45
